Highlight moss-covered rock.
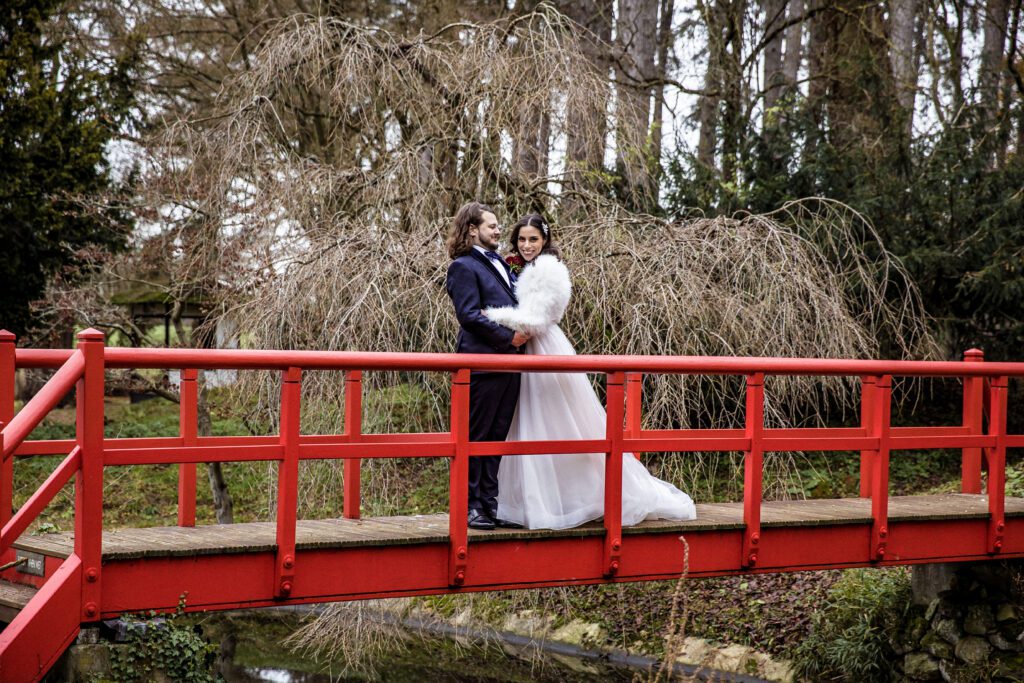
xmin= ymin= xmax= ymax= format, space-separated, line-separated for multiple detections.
xmin=955 ymin=635 xmax=992 ymax=664
xmin=903 ymin=652 xmax=941 ymax=681
xmin=964 ymin=605 xmax=995 ymax=635
xmin=921 ymin=631 xmax=954 ymax=660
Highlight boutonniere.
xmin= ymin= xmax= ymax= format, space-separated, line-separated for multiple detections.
xmin=506 ymin=254 xmax=525 ymax=275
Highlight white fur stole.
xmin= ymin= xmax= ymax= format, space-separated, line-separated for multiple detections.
xmin=484 ymin=254 xmax=571 ymax=335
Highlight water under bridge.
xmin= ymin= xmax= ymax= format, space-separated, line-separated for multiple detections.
xmin=0 ymin=329 xmax=1021 ymax=681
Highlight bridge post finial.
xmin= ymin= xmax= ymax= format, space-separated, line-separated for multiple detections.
xmin=963 ymin=348 xmax=984 ymax=361
xmin=77 ymin=328 xmax=105 ymax=342
xmin=0 ymin=330 xmax=15 ymax=343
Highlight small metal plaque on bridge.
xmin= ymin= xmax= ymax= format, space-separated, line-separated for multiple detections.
xmin=14 ymin=550 xmax=45 ymax=577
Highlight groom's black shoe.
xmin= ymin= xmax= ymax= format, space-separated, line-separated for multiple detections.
xmin=488 ymin=513 xmax=524 ymax=529
xmin=468 ymin=508 xmax=496 ymax=530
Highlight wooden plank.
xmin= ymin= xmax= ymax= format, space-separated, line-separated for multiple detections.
xmin=11 ymin=494 xmax=1024 ymax=561
xmin=12 ymin=533 xmax=73 ymax=559
xmin=0 ymin=580 xmax=37 ymax=609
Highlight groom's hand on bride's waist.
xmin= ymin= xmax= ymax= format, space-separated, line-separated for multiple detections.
xmin=512 ymin=331 xmax=530 ymax=347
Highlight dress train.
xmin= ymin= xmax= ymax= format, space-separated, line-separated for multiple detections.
xmin=496 ymin=325 xmax=697 ymax=530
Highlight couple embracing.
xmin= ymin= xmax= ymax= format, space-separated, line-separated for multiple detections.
xmin=445 ymin=201 xmax=697 ymax=531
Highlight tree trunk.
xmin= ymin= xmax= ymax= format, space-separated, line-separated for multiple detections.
xmin=979 ymin=0 xmax=1010 ymax=130
xmin=979 ymin=0 xmax=1011 ymax=166
xmin=720 ymin=0 xmax=746 ymax=188
xmin=762 ymin=0 xmax=787 ymax=123
xmin=696 ymin=65 xmax=720 ymax=170
xmin=890 ymin=0 xmax=918 ymax=141
xmin=513 ymin=107 xmax=549 ymax=178
xmin=650 ymin=0 xmax=675 ymax=186
xmin=173 ymin=306 xmax=233 ymax=524
xmin=1009 ymin=1 xmax=1023 ymax=157
xmin=199 ymin=377 xmax=234 ymax=524
xmin=563 ymin=0 xmax=613 ymax=204
xmin=803 ymin=0 xmax=903 ymax=169
xmin=945 ymin=1 xmax=966 ymax=116
xmin=805 ymin=0 xmax=829 ymax=127
xmin=782 ymin=0 xmax=803 ymax=92
xmin=697 ymin=0 xmax=725 ymax=171
xmin=615 ymin=0 xmax=660 ymax=207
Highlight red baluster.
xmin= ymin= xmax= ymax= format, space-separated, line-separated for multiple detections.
xmin=742 ymin=373 xmax=765 ymax=568
xmin=177 ymin=369 xmax=198 ymax=527
xmin=625 ymin=373 xmax=643 ymax=460
xmin=859 ymin=376 xmax=876 ymax=497
xmin=343 ymin=370 xmax=362 ymax=519
xmin=986 ymin=376 xmax=1008 ymax=554
xmin=75 ymin=329 xmax=105 ymax=621
xmin=869 ymin=375 xmax=892 ymax=561
xmin=604 ymin=372 xmax=625 ymax=576
xmin=962 ymin=349 xmax=985 ymax=493
xmin=0 ymin=330 xmax=15 ymax=530
xmin=448 ymin=369 xmax=470 ymax=586
xmin=275 ymin=367 xmax=301 ymax=599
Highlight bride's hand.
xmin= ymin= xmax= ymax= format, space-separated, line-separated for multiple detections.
xmin=512 ymin=331 xmax=530 ymax=347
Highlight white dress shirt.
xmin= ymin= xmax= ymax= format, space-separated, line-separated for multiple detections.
xmin=473 ymin=244 xmax=511 ymax=287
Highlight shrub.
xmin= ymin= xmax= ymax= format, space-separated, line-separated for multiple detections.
xmin=790 ymin=567 xmax=911 ymax=681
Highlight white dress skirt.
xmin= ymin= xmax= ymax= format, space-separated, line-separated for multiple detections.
xmin=495 ymin=325 xmax=697 ymax=530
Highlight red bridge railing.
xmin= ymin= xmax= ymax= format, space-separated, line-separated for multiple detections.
xmin=1 ymin=328 xmax=1023 ymax=635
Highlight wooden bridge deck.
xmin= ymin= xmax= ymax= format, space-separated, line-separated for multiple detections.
xmin=15 ymin=493 xmax=1024 ymax=561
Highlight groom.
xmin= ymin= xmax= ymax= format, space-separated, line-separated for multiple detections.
xmin=445 ymin=201 xmax=528 ymax=530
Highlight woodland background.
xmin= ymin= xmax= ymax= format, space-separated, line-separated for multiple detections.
xmin=6 ymin=2 xmax=1024 ymax=676
xmin=3 ymin=0 xmax=1022 ymax=359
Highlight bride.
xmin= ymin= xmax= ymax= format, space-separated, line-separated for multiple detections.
xmin=484 ymin=214 xmax=697 ymax=530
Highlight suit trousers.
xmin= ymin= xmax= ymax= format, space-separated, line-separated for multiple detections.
xmin=468 ymin=371 xmax=521 ymax=515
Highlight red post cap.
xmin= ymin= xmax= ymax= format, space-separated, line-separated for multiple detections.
xmin=77 ymin=328 xmax=105 ymax=342
xmin=964 ymin=348 xmax=984 ymax=361
xmin=0 ymin=330 xmax=15 ymax=343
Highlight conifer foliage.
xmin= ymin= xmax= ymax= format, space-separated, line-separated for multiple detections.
xmin=0 ymin=0 xmax=134 ymax=336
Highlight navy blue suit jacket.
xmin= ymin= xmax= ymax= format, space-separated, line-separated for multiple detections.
xmin=446 ymin=249 xmax=521 ymax=355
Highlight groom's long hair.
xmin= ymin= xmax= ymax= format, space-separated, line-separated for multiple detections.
xmin=447 ymin=201 xmax=493 ymax=260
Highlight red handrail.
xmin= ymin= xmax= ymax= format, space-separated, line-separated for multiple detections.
xmin=11 ymin=346 xmax=1021 ymax=376
xmin=0 ymin=447 xmax=80 ymax=555
xmin=2 ymin=351 xmax=84 ymax=461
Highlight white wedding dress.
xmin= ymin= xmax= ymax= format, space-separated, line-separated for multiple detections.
xmin=485 ymin=255 xmax=697 ymax=530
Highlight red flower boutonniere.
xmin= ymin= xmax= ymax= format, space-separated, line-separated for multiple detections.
xmin=506 ymin=254 xmax=525 ymax=275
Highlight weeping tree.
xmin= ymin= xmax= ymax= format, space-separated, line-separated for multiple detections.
xmin=50 ymin=8 xmax=933 ymax=522
xmin=42 ymin=7 xmax=938 ymax=670
xmin=89 ymin=9 xmax=930 ymax=514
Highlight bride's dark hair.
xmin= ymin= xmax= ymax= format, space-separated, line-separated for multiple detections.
xmin=508 ymin=214 xmax=561 ymax=260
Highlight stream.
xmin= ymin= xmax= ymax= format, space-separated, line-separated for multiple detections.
xmin=200 ymin=610 xmax=768 ymax=682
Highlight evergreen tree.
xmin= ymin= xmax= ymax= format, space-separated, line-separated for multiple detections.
xmin=0 ymin=0 xmax=135 ymax=337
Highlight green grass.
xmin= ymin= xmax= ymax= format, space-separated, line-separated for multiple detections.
xmin=13 ymin=390 xmax=269 ymax=531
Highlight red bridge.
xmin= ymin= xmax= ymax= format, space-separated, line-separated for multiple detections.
xmin=0 ymin=329 xmax=1021 ymax=681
